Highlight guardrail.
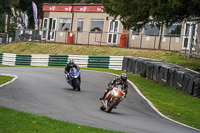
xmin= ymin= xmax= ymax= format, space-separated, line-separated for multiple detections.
xmin=122 ymin=56 xmax=200 ymax=98
xmin=0 ymin=53 xmax=123 ymax=70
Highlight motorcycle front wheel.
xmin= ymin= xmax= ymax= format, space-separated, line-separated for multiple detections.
xmin=75 ymin=79 xmax=81 ymax=91
xmin=100 ymin=102 xmax=105 ymax=110
xmin=106 ymin=98 xmax=118 ymax=113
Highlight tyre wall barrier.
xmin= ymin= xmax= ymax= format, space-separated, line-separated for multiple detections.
xmin=0 ymin=53 xmax=3 ymax=64
xmin=0 ymin=53 xmax=123 ymax=70
xmin=16 ymin=55 xmax=32 ymax=65
xmin=122 ymin=56 xmax=200 ymax=98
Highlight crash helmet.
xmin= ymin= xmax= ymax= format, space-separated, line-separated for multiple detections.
xmin=120 ymin=73 xmax=127 ymax=82
xmin=68 ymin=59 xmax=74 ymax=66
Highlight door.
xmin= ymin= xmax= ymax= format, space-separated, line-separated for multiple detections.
xmin=107 ymin=20 xmax=119 ymax=44
xmin=182 ymin=22 xmax=197 ymax=50
xmin=41 ymin=18 xmax=57 ymax=41
xmin=50 ymin=18 xmax=57 ymax=41
xmin=41 ymin=18 xmax=49 ymax=40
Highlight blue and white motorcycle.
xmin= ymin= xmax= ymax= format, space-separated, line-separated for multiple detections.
xmin=65 ymin=67 xmax=81 ymax=91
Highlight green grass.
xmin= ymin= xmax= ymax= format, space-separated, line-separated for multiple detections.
xmin=0 ymin=106 xmax=122 ymax=133
xmin=0 ymin=75 xmax=13 ymax=85
xmin=82 ymin=68 xmax=200 ymax=130
xmin=0 ymin=42 xmax=200 ymax=72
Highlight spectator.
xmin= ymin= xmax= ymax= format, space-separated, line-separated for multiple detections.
xmin=16 ymin=23 xmax=24 ymax=41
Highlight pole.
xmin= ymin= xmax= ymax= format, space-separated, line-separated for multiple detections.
xmin=188 ymin=23 xmax=193 ymax=58
xmin=158 ymin=23 xmax=164 ymax=49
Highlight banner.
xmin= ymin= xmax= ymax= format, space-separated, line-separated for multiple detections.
xmin=24 ymin=13 xmax=28 ymax=29
xmin=32 ymin=1 xmax=38 ymax=29
xmin=38 ymin=18 xmax=43 ymax=30
xmin=4 ymin=12 xmax=10 ymax=33
xmin=20 ymin=11 xmax=25 ymax=24
xmin=16 ymin=9 xmax=20 ymax=17
xmin=9 ymin=5 xmax=17 ymax=18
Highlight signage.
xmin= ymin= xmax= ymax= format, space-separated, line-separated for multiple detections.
xmin=43 ymin=5 xmax=72 ymax=12
xmin=73 ymin=6 xmax=104 ymax=12
xmin=43 ymin=5 xmax=104 ymax=13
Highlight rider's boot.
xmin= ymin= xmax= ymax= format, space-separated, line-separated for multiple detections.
xmin=99 ymin=91 xmax=107 ymax=100
xmin=67 ymin=75 xmax=70 ymax=83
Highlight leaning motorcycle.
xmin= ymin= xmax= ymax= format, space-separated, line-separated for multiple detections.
xmin=65 ymin=67 xmax=81 ymax=91
xmin=100 ymin=85 xmax=125 ymax=113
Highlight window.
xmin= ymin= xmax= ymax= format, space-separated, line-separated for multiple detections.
xmin=90 ymin=19 xmax=104 ymax=32
xmin=77 ymin=18 xmax=84 ymax=32
xmin=164 ymin=23 xmax=182 ymax=37
xmin=59 ymin=18 xmax=71 ymax=32
xmin=144 ymin=22 xmax=160 ymax=36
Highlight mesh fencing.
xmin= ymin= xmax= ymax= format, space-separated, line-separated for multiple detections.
xmin=11 ymin=29 xmax=200 ymax=58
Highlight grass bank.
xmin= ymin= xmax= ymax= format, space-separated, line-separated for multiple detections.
xmin=0 ymin=42 xmax=200 ymax=72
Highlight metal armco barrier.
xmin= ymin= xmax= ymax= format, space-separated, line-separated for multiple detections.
xmin=122 ymin=56 xmax=200 ymax=98
xmin=0 ymin=53 xmax=123 ymax=71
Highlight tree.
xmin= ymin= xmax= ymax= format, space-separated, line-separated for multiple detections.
xmin=102 ymin=0 xmax=200 ymax=30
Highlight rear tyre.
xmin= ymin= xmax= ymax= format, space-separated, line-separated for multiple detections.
xmin=106 ymin=98 xmax=118 ymax=113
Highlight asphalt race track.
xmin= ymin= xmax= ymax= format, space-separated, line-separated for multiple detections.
xmin=0 ymin=67 xmax=199 ymax=133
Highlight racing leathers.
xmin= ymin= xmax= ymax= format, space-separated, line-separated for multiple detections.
xmin=64 ymin=63 xmax=80 ymax=82
xmin=100 ymin=77 xmax=128 ymax=100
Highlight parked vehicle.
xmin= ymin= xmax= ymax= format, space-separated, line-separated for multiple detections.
xmin=100 ymin=85 xmax=125 ymax=113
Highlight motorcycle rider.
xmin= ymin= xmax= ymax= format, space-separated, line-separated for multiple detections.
xmin=99 ymin=73 xmax=128 ymax=100
xmin=64 ymin=59 xmax=80 ymax=82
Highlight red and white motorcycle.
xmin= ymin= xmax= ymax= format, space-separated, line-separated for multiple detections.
xmin=100 ymin=85 xmax=125 ymax=113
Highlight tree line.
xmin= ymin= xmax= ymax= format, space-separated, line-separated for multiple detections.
xmin=102 ymin=0 xmax=200 ymax=30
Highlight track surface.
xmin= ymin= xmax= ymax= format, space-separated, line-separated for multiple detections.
xmin=0 ymin=67 xmax=199 ymax=133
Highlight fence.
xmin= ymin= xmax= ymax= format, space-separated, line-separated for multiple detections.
xmin=0 ymin=53 xmax=123 ymax=70
xmin=14 ymin=29 xmax=199 ymax=49
xmin=0 ymin=33 xmax=8 ymax=44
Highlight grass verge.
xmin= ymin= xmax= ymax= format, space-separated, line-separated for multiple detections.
xmin=0 ymin=75 xmax=13 ymax=85
xmin=0 ymin=106 xmax=122 ymax=133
